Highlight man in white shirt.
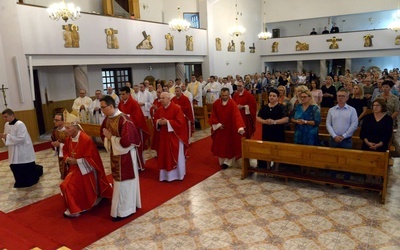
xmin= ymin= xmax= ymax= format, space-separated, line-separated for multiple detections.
xmin=89 ymin=90 xmax=105 ymax=124
xmin=220 ymin=77 xmax=233 ymax=95
xmin=1 ymin=109 xmax=42 ymax=188
xmin=132 ymin=84 xmax=139 ymax=100
xmin=188 ymin=74 xmax=202 ymax=107
xmin=203 ymin=76 xmax=221 ymax=104
xmin=137 ymin=82 xmax=152 ymax=118
xmin=182 ymin=82 xmax=193 ymax=104
xmin=72 ymin=89 xmax=92 ymax=123
xmin=148 ymin=84 xmax=157 ymax=103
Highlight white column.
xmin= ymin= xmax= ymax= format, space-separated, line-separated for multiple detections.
xmin=175 ymin=63 xmax=185 ymax=81
xmin=345 ymin=58 xmax=352 ymax=73
xmin=297 ymin=61 xmax=303 ymax=73
xmin=73 ymin=65 xmax=89 ymax=96
xmin=320 ymin=59 xmax=327 ymax=81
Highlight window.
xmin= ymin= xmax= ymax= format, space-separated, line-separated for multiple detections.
xmin=183 ymin=13 xmax=200 ymax=28
xmin=101 ymin=68 xmax=131 ymax=94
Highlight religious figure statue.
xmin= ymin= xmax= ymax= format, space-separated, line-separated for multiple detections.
xmin=165 ymin=33 xmax=174 ymax=50
xmin=137 ymin=31 xmax=153 ymax=50
xmin=295 ymin=41 xmax=309 ymax=51
xmin=271 ymin=41 xmax=279 ymax=52
xmin=105 ymin=28 xmax=119 ymax=49
xmin=395 ymin=35 xmax=400 ymax=45
xmin=186 ymin=35 xmax=193 ymax=51
xmin=215 ymin=38 xmax=222 ymax=51
xmin=363 ymin=34 xmax=373 ymax=47
xmin=240 ymin=41 xmax=245 ymax=52
xmin=71 ymin=25 xmax=80 ymax=48
xmin=228 ymin=40 xmax=235 ymax=52
xmin=63 ymin=24 xmax=72 ymax=48
xmin=327 ymin=36 xmax=342 ymax=49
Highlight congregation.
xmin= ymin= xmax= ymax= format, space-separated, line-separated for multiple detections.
xmin=3 ymin=65 xmax=399 ymax=221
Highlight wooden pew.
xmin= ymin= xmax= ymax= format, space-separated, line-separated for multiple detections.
xmin=284 ymin=130 xmax=363 ymax=149
xmin=289 ymin=123 xmax=361 ymax=137
xmin=241 ymin=138 xmax=389 ymax=203
xmin=206 ymin=103 xmax=213 ymax=118
xmin=80 ymin=123 xmax=101 ymax=137
xmin=194 ymin=105 xmax=209 ymax=130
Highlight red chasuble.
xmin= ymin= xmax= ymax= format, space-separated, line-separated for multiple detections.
xmin=153 ymin=102 xmax=189 ymax=171
xmin=172 ymin=94 xmax=195 ymax=134
xmin=233 ymin=89 xmax=257 ymax=139
xmin=209 ymin=98 xmax=245 ymax=159
xmin=118 ymin=96 xmax=150 ymax=168
xmin=101 ymin=113 xmax=141 ymax=181
xmin=60 ymin=131 xmax=112 ymax=214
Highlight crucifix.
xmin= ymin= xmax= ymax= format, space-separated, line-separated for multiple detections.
xmin=326 ymin=36 xmax=342 ymax=49
xmin=249 ymin=43 xmax=256 ymax=53
xmin=1 ymin=85 xmax=8 ymax=108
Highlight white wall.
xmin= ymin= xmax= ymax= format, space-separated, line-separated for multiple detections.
xmin=21 ymin=0 xmax=103 ymax=14
xmin=35 ymin=63 xmax=177 ymax=103
xmin=266 ymin=9 xmax=398 ymax=37
xmin=206 ymin=0 xmax=262 ymax=77
xmin=265 ymin=0 xmax=399 ymax=23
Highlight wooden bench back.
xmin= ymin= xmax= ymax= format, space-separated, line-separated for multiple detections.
xmin=242 ymin=139 xmax=389 ymax=177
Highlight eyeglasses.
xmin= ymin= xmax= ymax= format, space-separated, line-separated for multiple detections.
xmin=100 ymin=105 xmax=110 ymax=109
xmin=337 ymin=95 xmax=347 ymax=98
xmin=300 ymin=96 xmax=309 ymax=99
xmin=53 ymin=119 xmax=62 ymax=122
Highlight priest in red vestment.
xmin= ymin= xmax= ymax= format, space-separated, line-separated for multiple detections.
xmin=210 ymin=88 xmax=245 ymax=169
xmin=118 ymin=86 xmax=150 ymax=170
xmin=171 ymin=86 xmax=195 ymax=140
xmin=233 ymin=79 xmax=257 ymax=139
xmin=60 ymin=110 xmax=112 ymax=218
xmin=154 ymin=92 xmax=189 ymax=181
xmin=100 ymin=96 xmax=142 ymax=221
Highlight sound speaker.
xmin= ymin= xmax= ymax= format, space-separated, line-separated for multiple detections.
xmin=272 ymin=29 xmax=280 ymax=38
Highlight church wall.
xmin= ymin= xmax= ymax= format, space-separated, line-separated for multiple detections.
xmin=206 ymin=0 xmax=262 ymax=77
xmin=265 ymin=0 xmax=399 ymax=23
xmin=17 ymin=5 xmax=207 ymax=57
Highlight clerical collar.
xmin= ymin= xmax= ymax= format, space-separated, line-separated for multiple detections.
xmin=9 ymin=118 xmax=18 ymax=125
xmin=110 ymin=109 xmax=122 ymax=118
xmin=57 ymin=127 xmax=66 ymax=132
xmin=163 ymin=102 xmax=171 ymax=109
xmin=71 ymin=131 xmax=81 ymax=142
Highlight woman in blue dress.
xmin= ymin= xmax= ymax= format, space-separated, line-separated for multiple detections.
xmin=290 ymin=89 xmax=321 ymax=145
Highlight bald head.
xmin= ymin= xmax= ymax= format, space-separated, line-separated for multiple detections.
xmin=160 ymin=92 xmax=171 ymax=107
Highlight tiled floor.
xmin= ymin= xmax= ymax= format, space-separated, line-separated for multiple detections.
xmin=1 ymin=128 xmax=400 ymax=249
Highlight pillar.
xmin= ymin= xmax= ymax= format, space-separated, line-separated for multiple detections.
xmin=297 ymin=61 xmax=303 ymax=73
xmin=320 ymin=59 xmax=327 ymax=81
xmin=73 ymin=65 xmax=89 ymax=96
xmin=345 ymin=58 xmax=352 ymax=73
xmin=175 ymin=63 xmax=185 ymax=81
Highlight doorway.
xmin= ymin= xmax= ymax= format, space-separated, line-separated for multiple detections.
xmin=184 ymin=64 xmax=202 ymax=82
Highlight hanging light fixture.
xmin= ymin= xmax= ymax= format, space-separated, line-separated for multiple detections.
xmin=258 ymin=1 xmax=271 ymax=40
xmin=169 ymin=6 xmax=191 ymax=32
xmin=47 ymin=0 xmax=81 ymax=22
xmin=229 ymin=1 xmax=246 ymax=37
xmin=388 ymin=9 xmax=400 ymax=31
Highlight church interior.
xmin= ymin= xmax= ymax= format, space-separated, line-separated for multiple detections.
xmin=1 ymin=0 xmax=400 ymax=249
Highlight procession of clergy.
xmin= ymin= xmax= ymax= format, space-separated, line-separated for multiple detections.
xmin=45 ymin=74 xmax=252 ymax=220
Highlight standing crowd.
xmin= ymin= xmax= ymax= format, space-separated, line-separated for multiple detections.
xmin=2 ymin=66 xmax=398 ymax=220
